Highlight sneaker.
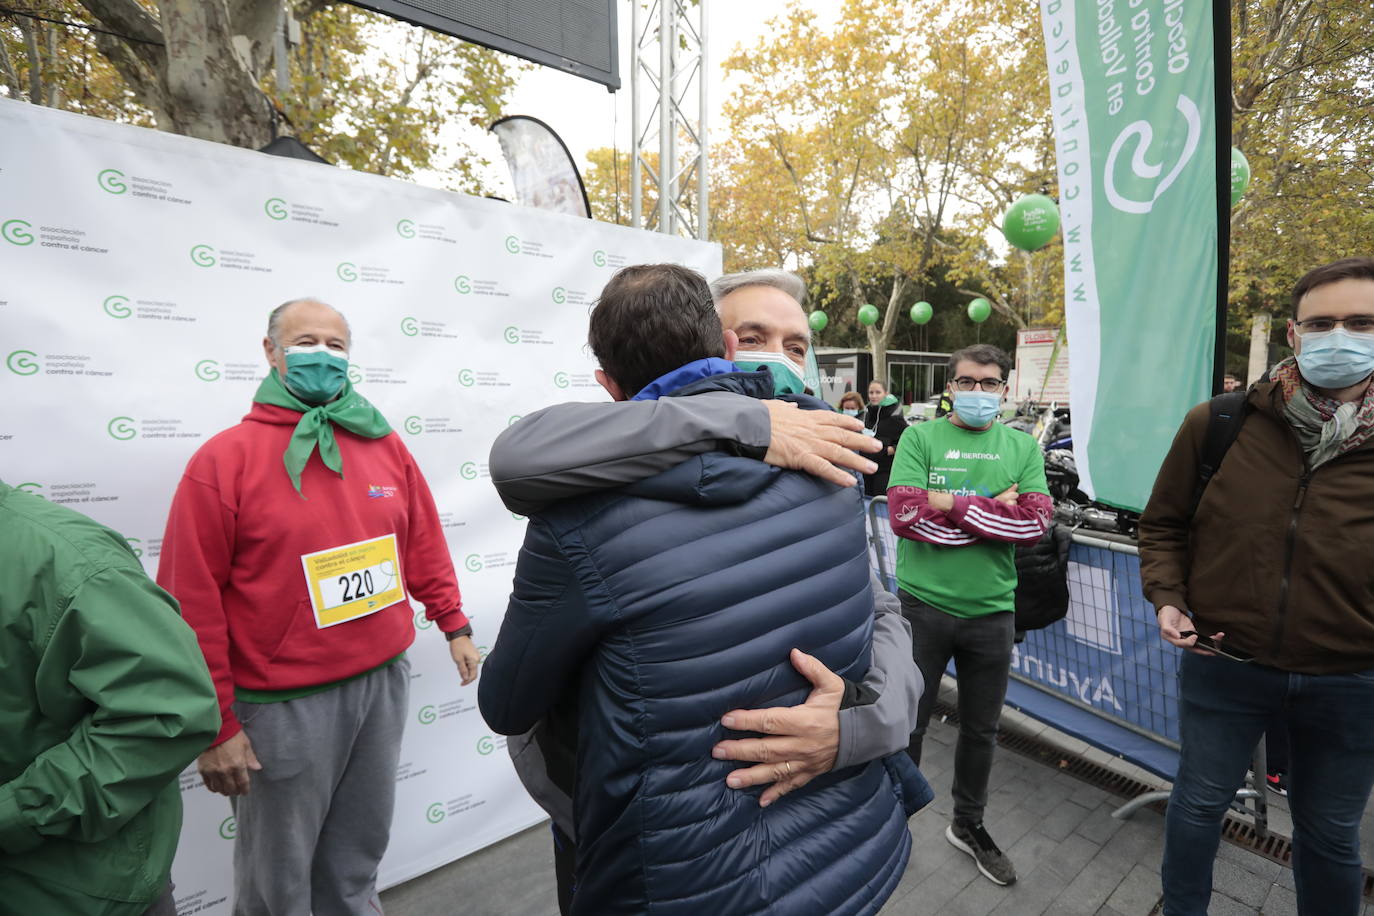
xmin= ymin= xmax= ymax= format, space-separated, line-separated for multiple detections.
xmin=946 ymin=822 xmax=1017 ymax=886
xmin=1266 ymin=770 xmax=1289 ymax=797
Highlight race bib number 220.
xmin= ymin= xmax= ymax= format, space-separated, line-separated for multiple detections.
xmin=300 ymin=533 xmax=407 ymax=628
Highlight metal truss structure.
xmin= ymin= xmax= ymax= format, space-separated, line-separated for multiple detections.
xmin=629 ymin=0 xmax=709 ymax=239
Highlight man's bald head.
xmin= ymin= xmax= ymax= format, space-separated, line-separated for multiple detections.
xmin=262 ymin=298 xmax=351 ymax=375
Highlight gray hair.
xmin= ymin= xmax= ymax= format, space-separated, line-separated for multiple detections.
xmin=266 ymin=298 xmax=351 ymax=349
xmin=708 ymin=269 xmax=807 ymax=308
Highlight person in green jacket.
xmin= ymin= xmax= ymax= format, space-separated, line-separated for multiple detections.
xmin=0 ymin=479 xmax=221 ymax=915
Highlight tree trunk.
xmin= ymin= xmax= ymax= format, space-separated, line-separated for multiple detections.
xmin=866 ymin=274 xmax=908 ymax=386
xmin=161 ymin=0 xmax=274 ymax=147
xmin=1247 ymin=312 xmax=1272 ymax=385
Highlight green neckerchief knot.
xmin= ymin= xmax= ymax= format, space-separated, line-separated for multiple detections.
xmin=253 ymin=369 xmax=391 ymax=496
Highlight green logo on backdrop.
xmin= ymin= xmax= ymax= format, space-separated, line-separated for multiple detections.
xmin=553 ymin=371 xmax=570 ymax=389
xmin=2 ymin=219 xmax=34 ymax=246
xmin=457 ymin=369 xmax=475 ymax=388
xmin=453 ymin=275 xmax=472 ymax=294
xmin=348 ymin=364 xmax=363 ymax=385
xmin=426 ymin=803 xmax=445 ymax=824
xmin=417 ymin=705 xmax=437 ymax=725
xmin=413 ymin=609 xmax=433 ymax=630
xmin=107 ymin=417 xmax=136 ymax=440
xmin=97 ymin=169 xmax=127 ymax=194
xmin=459 ymin=462 xmax=478 ymax=480
xmin=464 ymin=554 xmax=483 ymax=572
xmin=6 ymin=350 xmax=38 ymax=375
xmin=125 ymin=537 xmax=143 ymax=558
xmin=190 ymin=244 xmax=217 ymax=267
xmin=337 ymin=262 xmax=358 ymax=282
xmin=219 ymin=817 xmax=237 ymax=840
xmin=476 ymin=735 xmax=495 ymax=756
xmin=503 ymin=326 xmax=519 ymax=345
xmin=400 ymin=317 xmax=419 ymax=337
xmin=396 ymin=219 xmax=416 ymax=239
xmin=592 ymin=249 xmax=607 ymax=267
xmin=511 ymin=512 xmax=525 ymax=522
xmin=508 ymin=415 xmax=522 ymax=427
xmin=477 ymin=645 xmax=489 ymax=663
xmin=103 ymin=295 xmax=131 ymax=318
xmin=15 ymin=482 xmax=42 ymax=493
xmin=195 ymin=359 xmax=221 ymax=381
xmin=552 ymin=287 xmax=566 ymax=304
xmin=264 ymin=198 xmax=288 ymax=220
xmin=503 ymin=234 xmax=520 ymax=254
xmin=404 ymin=416 xmax=423 ymax=435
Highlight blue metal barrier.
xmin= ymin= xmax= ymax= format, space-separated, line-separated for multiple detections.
xmin=866 ymin=496 xmax=1266 ymax=824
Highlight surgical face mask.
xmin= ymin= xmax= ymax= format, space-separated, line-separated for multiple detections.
xmin=1295 ymin=328 xmax=1374 ymax=390
xmin=283 ymin=344 xmax=349 ymax=404
xmin=842 ymin=407 xmax=860 ymax=417
xmin=735 ymin=350 xmax=807 ymax=395
xmin=951 ymin=391 xmax=1001 ymax=427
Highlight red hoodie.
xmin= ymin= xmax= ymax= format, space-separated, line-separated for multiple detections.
xmin=158 ymin=403 xmax=468 ymax=746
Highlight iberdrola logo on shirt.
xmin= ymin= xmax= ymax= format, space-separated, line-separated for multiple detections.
xmin=944 ymin=448 xmax=1002 ymax=461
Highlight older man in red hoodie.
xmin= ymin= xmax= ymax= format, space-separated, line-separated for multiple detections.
xmin=158 ymin=298 xmax=478 ymax=916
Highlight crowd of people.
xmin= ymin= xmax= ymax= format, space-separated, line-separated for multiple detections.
xmin=2 ymin=257 xmax=1373 ymax=916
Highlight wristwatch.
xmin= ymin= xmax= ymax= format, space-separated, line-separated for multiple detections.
xmin=444 ymin=623 xmax=474 ymax=641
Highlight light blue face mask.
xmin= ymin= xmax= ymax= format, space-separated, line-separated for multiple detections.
xmin=841 ymin=408 xmax=860 ymax=417
xmin=1296 ymin=328 xmax=1374 ymax=390
xmin=951 ymin=391 xmax=1001 ymax=427
xmin=735 ymin=351 xmax=808 ymax=395
xmin=283 ymin=344 xmax=349 ymax=404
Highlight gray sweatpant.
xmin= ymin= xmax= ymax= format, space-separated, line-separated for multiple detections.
xmin=231 ymin=656 xmax=410 ymax=916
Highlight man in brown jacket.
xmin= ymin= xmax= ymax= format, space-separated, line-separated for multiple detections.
xmin=1140 ymin=257 xmax=1374 ymax=916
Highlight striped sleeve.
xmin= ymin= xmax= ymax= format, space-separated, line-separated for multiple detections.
xmin=887 ymin=485 xmax=977 ymax=546
xmin=947 ymin=492 xmax=1052 ymax=544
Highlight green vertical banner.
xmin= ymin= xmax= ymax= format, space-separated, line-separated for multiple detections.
xmin=1040 ymin=0 xmax=1218 ymax=511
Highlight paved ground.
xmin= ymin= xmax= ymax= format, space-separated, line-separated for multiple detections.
xmin=381 ymin=678 xmax=1374 ymax=916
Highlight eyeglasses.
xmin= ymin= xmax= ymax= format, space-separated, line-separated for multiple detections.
xmin=1293 ymin=316 xmax=1374 ymax=335
xmin=952 ymin=376 xmax=1006 ymax=392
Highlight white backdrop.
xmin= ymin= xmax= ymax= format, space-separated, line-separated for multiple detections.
xmin=0 ymin=99 xmax=721 ymax=913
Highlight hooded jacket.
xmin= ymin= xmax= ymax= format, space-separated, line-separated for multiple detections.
xmin=1140 ymin=378 xmax=1374 ymax=673
xmin=158 ymin=401 xmax=469 ymax=746
xmin=480 ymin=369 xmax=929 ymax=916
xmin=0 ymin=481 xmax=219 ymax=912
xmin=863 ymin=400 xmax=909 ymax=496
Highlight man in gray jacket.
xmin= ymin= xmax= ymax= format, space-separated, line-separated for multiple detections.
xmin=489 ymin=268 xmax=923 ymax=908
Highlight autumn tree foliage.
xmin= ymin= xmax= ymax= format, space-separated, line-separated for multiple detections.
xmin=0 ymin=1 xmax=519 ymax=188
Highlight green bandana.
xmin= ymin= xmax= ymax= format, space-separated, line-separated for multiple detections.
xmin=253 ymin=369 xmax=392 ymax=496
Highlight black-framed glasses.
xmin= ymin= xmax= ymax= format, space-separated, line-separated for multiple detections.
xmin=1293 ymin=316 xmax=1374 ymax=335
xmin=952 ymin=376 xmax=1006 ymax=393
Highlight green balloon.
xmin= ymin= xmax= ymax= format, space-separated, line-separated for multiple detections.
xmin=858 ymin=304 xmax=881 ymax=326
xmin=968 ymin=298 xmax=992 ymax=323
xmin=1230 ymin=147 xmax=1251 ymax=207
xmin=910 ymin=301 xmax=933 ymax=325
xmin=1002 ymin=193 xmax=1061 ymax=251
xmin=808 ymin=310 xmax=828 ymax=331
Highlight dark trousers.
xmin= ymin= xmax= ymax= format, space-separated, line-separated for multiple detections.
xmin=900 ymin=591 xmax=1014 ymax=825
xmin=552 ymin=822 xmax=577 ymax=915
xmin=1163 ymin=652 xmax=1374 ymax=916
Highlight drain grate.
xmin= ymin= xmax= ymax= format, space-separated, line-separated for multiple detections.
xmin=929 ymin=698 xmax=1374 ymax=901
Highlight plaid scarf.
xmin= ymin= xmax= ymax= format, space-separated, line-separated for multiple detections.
xmin=1273 ymin=356 xmax=1374 ymax=467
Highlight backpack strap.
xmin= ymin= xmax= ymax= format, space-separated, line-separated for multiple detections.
xmin=1189 ymin=390 xmax=1249 ymax=519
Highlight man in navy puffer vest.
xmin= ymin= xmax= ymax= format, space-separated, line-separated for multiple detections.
xmin=480 ymin=264 xmax=931 ymax=915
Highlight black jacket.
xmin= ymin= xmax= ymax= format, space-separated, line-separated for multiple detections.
xmin=864 ymin=401 xmax=910 ymax=496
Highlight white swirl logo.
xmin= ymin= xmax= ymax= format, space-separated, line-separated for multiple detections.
xmin=1104 ymin=94 xmax=1202 ymax=215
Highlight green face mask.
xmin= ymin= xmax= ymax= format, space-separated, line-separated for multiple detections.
xmin=736 ymin=351 xmax=808 ymax=395
xmin=283 ymin=345 xmax=349 ymax=404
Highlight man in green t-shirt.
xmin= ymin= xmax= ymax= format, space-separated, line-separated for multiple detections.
xmin=886 ymin=343 xmax=1050 ymax=887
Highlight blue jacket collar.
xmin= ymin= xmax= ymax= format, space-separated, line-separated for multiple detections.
xmin=631 ymin=358 xmax=740 ymax=401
